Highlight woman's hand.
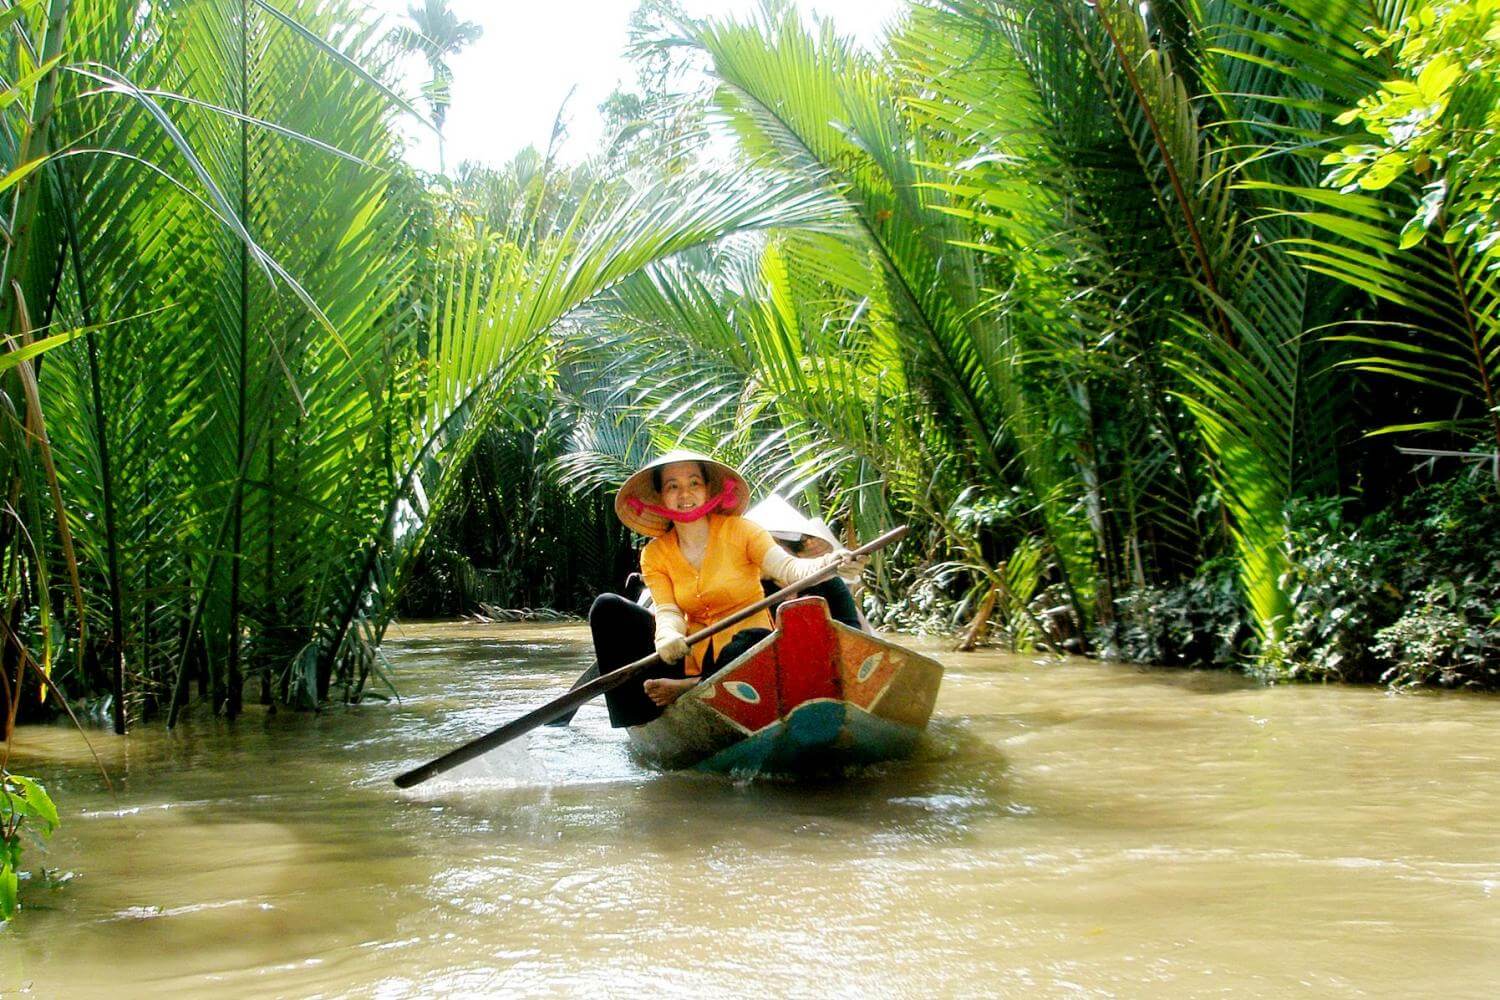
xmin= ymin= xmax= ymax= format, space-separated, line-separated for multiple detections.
xmin=827 ymin=548 xmax=869 ymax=574
xmin=654 ymin=631 xmax=690 ymax=663
xmin=838 ymin=549 xmax=869 ymax=571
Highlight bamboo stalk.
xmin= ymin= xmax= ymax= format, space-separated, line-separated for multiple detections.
xmin=262 ymin=433 xmax=275 ymax=707
xmin=57 ymin=160 xmax=127 ymax=735
xmin=225 ymin=0 xmax=254 ymax=721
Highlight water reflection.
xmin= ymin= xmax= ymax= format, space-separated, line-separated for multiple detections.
xmin=3 ymin=621 xmax=1499 ymax=998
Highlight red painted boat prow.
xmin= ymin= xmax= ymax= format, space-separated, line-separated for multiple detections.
xmin=627 ymin=596 xmax=945 ymax=774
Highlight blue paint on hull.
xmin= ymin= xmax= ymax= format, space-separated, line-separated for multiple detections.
xmin=695 ymin=699 xmax=923 ymax=775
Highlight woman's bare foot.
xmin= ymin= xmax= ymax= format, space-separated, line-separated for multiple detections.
xmin=644 ymin=676 xmax=697 ymax=707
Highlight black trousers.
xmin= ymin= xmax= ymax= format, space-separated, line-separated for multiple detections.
xmin=588 ymin=593 xmax=771 ymax=728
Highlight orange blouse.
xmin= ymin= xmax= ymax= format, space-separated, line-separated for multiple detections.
xmin=639 ymin=514 xmax=777 ymax=675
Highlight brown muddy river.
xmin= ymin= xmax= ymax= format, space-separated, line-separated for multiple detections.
xmin=4 ymin=621 xmax=1499 ymax=997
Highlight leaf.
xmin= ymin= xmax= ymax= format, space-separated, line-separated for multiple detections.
xmin=1399 ymin=214 xmax=1428 ymax=250
xmin=0 ymin=863 xmax=17 ymax=922
xmin=0 ymin=154 xmax=49 ymax=195
xmin=0 ymin=0 xmax=46 ymax=38
xmin=1359 ymin=152 xmax=1407 ymax=191
xmin=0 ymin=311 xmax=142 ymax=373
xmin=6 ymin=776 xmax=59 ymax=834
xmin=0 ymin=53 xmax=63 ymax=112
xmin=249 ymin=0 xmax=435 ymax=132
xmin=1415 ymin=55 xmax=1460 ymax=102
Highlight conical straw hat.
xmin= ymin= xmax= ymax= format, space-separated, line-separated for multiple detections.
xmin=745 ymin=494 xmax=840 ymax=557
xmin=614 ymin=450 xmax=751 ymax=537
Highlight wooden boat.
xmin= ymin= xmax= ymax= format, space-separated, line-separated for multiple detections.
xmin=627 ymin=595 xmax=944 ymax=773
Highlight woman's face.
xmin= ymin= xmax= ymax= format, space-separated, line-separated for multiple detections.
xmin=658 ymin=461 xmax=709 ymax=512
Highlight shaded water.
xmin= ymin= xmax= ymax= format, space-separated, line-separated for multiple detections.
xmin=4 ymin=620 xmax=1499 ymax=997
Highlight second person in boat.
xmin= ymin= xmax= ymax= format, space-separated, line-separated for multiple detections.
xmin=589 ymin=450 xmax=864 ymax=727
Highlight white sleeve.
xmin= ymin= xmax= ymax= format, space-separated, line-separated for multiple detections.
xmin=654 ymin=603 xmax=687 ymax=641
xmin=761 ymin=546 xmax=836 ymax=588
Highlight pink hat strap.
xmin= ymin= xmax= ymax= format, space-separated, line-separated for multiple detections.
xmin=627 ymin=477 xmax=741 ymax=525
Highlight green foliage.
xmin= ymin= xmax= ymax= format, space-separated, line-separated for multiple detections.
xmin=399 ymin=414 xmax=634 ymax=617
xmin=3 ymin=0 xmax=844 ymax=730
xmin=597 ymin=0 xmax=703 ymax=170
xmin=1242 ymin=0 xmax=1500 ymax=454
xmin=1265 ymin=498 xmax=1408 ymax=682
xmin=1374 ymin=582 xmax=1497 ymax=687
xmin=533 ymin=0 xmax=1500 ymax=688
xmin=1100 ymin=471 xmax=1500 ymax=688
xmin=1269 ymin=475 xmax=1500 ymax=686
xmin=389 ymin=0 xmax=483 ymax=164
xmin=1096 ymin=558 xmax=1254 ymax=669
xmin=1322 ymin=0 xmax=1500 ymax=258
xmin=0 ymin=771 xmax=60 ymax=922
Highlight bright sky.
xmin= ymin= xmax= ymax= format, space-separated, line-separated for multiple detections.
xmin=362 ymin=0 xmax=906 ymax=171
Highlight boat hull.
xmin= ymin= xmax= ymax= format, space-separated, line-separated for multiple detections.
xmin=627 ymin=596 xmax=943 ymax=774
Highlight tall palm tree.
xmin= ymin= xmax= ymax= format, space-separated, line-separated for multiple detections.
xmin=391 ymin=0 xmax=482 ymax=173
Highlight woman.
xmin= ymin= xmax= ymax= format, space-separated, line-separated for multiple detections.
xmin=589 ymin=450 xmax=859 ymax=728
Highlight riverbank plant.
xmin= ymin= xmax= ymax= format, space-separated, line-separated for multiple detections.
xmin=1273 ymin=473 xmax=1500 ymax=688
xmin=1095 ymin=558 xmax=1255 ymax=670
xmin=0 ymin=770 xmax=59 ymax=922
xmin=1097 ymin=471 xmax=1499 ymax=685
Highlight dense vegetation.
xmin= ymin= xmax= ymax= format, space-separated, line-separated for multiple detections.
xmin=417 ymin=0 xmax=1499 ymax=689
xmin=3 ymin=0 xmax=1497 ymax=747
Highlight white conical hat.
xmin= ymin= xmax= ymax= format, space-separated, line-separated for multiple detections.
xmin=745 ymin=494 xmax=840 ymax=557
xmin=806 ymin=517 xmax=840 ymax=551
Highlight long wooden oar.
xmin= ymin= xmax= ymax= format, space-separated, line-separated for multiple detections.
xmin=393 ymin=525 xmax=907 ymax=788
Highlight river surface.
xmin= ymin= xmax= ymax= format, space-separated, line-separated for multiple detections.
xmin=3 ymin=620 xmax=1499 ymax=997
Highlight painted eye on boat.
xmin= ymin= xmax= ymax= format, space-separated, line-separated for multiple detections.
xmin=726 ymin=681 xmax=761 ymax=704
